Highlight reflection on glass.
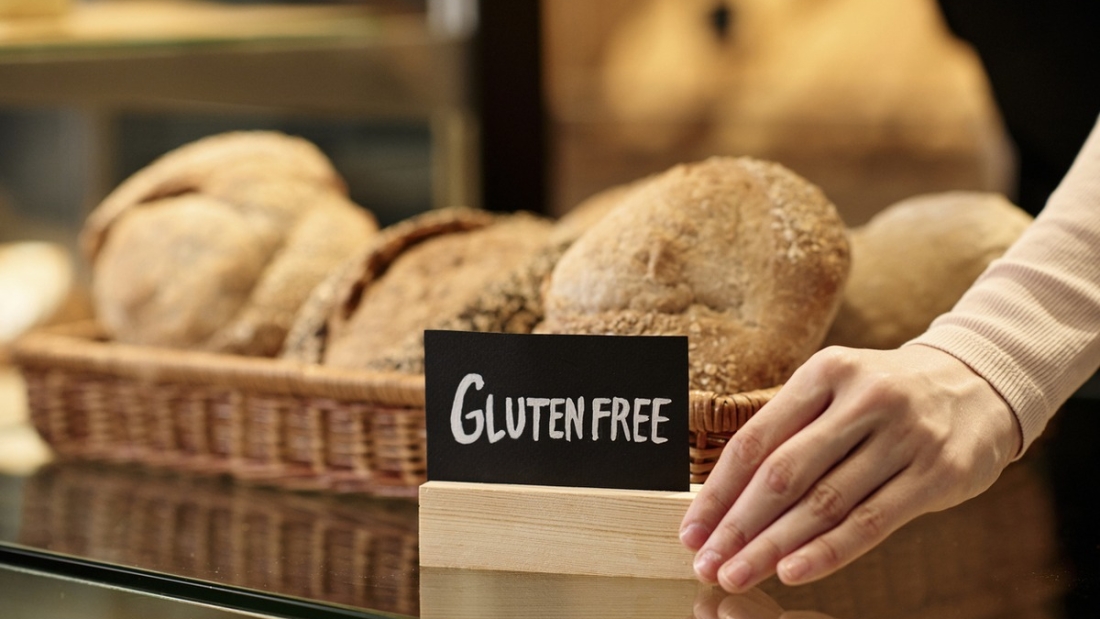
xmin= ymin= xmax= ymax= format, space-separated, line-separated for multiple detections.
xmin=0 ymin=563 xmax=269 ymax=619
xmin=694 ymin=586 xmax=837 ymax=619
xmin=1 ymin=444 xmax=1086 ymax=619
xmin=11 ymin=463 xmax=419 ymax=616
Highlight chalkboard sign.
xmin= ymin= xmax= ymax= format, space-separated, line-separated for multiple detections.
xmin=424 ymin=331 xmax=689 ymax=492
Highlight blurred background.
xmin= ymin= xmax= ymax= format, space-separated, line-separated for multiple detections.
xmin=0 ymin=0 xmax=1020 ymax=254
xmin=17 ymin=0 xmax=1100 ymax=361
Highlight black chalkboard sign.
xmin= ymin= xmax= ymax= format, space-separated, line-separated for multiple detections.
xmin=424 ymin=331 xmax=689 ymax=492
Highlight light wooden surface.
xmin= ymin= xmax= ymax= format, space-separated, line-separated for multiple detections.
xmin=419 ymin=480 xmax=700 ymax=580
xmin=420 ymin=567 xmax=713 ymax=619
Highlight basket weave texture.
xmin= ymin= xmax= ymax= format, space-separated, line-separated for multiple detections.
xmin=13 ymin=322 xmax=777 ymax=493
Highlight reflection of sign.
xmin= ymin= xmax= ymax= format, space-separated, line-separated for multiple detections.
xmin=424 ymin=331 xmax=689 ymax=491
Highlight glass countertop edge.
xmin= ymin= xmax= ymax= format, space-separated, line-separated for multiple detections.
xmin=0 ymin=541 xmax=412 ymax=619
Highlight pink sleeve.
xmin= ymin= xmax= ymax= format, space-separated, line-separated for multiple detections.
xmin=908 ymin=114 xmax=1100 ymax=455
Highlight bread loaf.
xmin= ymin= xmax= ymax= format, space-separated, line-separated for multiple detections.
xmin=0 ymin=242 xmax=73 ymax=345
xmin=823 ymin=191 xmax=1032 ymax=349
xmin=538 ymin=157 xmax=850 ymax=394
xmin=284 ymin=207 xmax=556 ymax=373
xmin=85 ymin=131 xmax=378 ymax=355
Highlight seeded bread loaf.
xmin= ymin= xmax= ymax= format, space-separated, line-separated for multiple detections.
xmin=538 ymin=156 xmax=850 ymax=393
xmin=283 ymin=207 xmax=555 ymax=373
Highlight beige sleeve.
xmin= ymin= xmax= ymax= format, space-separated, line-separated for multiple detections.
xmin=908 ymin=114 xmax=1100 ymax=455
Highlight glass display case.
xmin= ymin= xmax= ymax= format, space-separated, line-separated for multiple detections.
xmin=3 ymin=2 xmax=1099 ymax=617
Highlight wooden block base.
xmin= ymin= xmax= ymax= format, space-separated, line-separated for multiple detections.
xmin=419 ymin=567 xmax=710 ymax=619
xmin=418 ymin=481 xmax=700 ymax=579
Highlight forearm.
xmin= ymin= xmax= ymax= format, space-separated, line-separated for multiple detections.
xmin=909 ymin=114 xmax=1100 ymax=453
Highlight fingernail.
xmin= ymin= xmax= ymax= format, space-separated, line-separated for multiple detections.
xmin=779 ymin=555 xmax=809 ymax=583
xmin=693 ymin=549 xmax=722 ymax=580
xmin=679 ymin=523 xmax=709 ymax=549
xmin=719 ymin=559 xmax=752 ymax=591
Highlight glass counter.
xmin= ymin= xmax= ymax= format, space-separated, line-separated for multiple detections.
xmin=1 ymin=396 xmax=1097 ymax=619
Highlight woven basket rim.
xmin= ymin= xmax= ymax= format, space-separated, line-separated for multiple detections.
xmin=12 ymin=321 xmax=426 ymax=407
xmin=13 ymin=321 xmax=780 ymax=432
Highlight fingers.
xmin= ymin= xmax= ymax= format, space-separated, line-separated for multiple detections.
xmin=681 ymin=344 xmax=1018 ymax=594
xmin=680 ymin=360 xmax=839 ymax=551
xmin=692 ymin=415 xmax=872 ymax=583
xmin=709 ymin=436 xmax=911 ymax=592
xmin=775 ymin=473 xmax=928 ymax=586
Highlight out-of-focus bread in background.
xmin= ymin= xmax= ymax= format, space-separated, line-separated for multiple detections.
xmin=84 ymin=131 xmax=379 ymax=356
xmin=543 ymin=0 xmax=1014 ymax=226
xmin=824 ymin=191 xmax=1033 ymax=350
xmin=0 ymin=0 xmax=69 ymax=18
xmin=0 ymin=241 xmax=63 ymax=475
xmin=0 ymin=242 xmax=75 ymax=345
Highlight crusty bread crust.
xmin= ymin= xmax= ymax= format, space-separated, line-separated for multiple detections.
xmin=82 ymin=131 xmax=346 ymax=261
xmin=281 ymin=206 xmax=497 ymax=364
xmin=824 ymin=191 xmax=1032 ymax=350
xmin=87 ymin=131 xmax=377 ymax=356
xmin=310 ymin=209 xmax=554 ymax=372
xmin=538 ymin=156 xmax=850 ymax=393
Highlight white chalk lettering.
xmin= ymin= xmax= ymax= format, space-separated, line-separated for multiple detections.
xmin=592 ymin=398 xmax=611 ymax=440
xmin=548 ymin=398 xmax=565 ymax=439
xmin=505 ymin=397 xmax=526 ymax=439
xmin=527 ymin=397 xmax=550 ymax=441
xmin=450 ymin=373 xmax=485 ymax=444
xmin=611 ymin=397 xmax=631 ymax=441
xmin=485 ymin=394 xmax=505 ymax=443
xmin=447 ymin=376 xmax=674 ymax=446
xmin=565 ymin=398 xmax=584 ymax=441
xmin=632 ymin=398 xmax=651 ymax=443
xmin=651 ymin=397 xmax=671 ymax=444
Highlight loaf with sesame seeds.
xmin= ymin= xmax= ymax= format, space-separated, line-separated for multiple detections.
xmin=537 ymin=157 xmax=850 ymax=394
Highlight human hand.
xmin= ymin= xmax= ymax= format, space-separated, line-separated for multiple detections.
xmin=680 ymin=345 xmax=1022 ymax=592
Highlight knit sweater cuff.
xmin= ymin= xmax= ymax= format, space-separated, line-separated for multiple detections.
xmin=906 ymin=327 xmax=1044 ymax=458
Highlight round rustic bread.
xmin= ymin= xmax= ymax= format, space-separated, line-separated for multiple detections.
xmin=538 ymin=156 xmax=850 ymax=394
xmin=823 ymin=191 xmax=1032 ymax=350
xmin=300 ymin=208 xmax=555 ymax=373
xmin=81 ymin=131 xmax=345 ymax=260
xmin=552 ymin=175 xmax=651 ymax=244
xmin=86 ymin=131 xmax=378 ymax=355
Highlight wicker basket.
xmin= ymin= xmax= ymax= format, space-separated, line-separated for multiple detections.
xmin=12 ymin=322 xmax=777 ymax=494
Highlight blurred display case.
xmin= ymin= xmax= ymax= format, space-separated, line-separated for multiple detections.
xmin=0 ymin=0 xmax=479 ymax=251
xmin=541 ymin=0 xmax=1016 ymax=225
xmin=5 ymin=2 xmax=1100 ymax=618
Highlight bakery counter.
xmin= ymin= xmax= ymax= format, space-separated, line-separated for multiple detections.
xmin=1 ymin=396 xmax=1098 ymax=618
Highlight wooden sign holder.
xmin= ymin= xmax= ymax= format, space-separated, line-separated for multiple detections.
xmin=419 ymin=481 xmax=701 ymax=580
xmin=419 ymin=566 xmax=709 ymax=619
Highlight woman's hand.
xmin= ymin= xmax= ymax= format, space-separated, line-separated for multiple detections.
xmin=680 ymin=344 xmax=1022 ymax=592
